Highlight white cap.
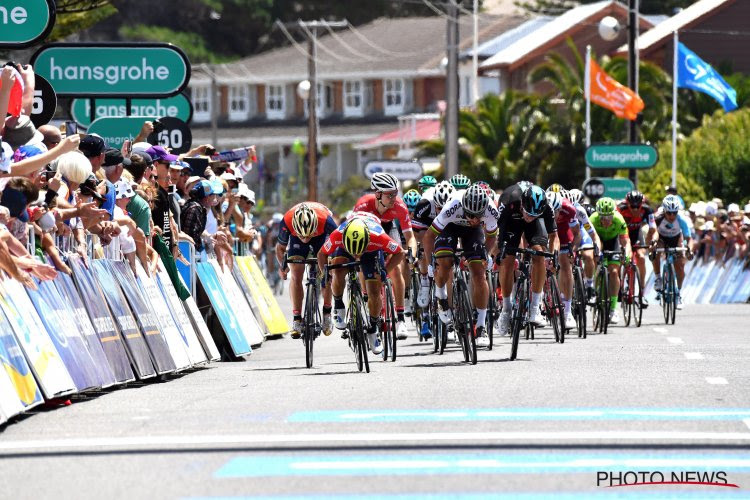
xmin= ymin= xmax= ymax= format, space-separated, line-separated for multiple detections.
xmin=702 ymin=220 xmax=715 ymax=231
xmin=114 ymin=179 xmax=135 ymax=199
xmin=727 ymin=203 xmax=740 ymax=213
xmin=0 ymin=141 xmax=13 ymax=173
xmin=705 ymin=202 xmax=718 ymax=216
xmin=744 ymin=203 xmax=750 ymax=214
xmin=238 ymin=184 xmax=256 ymax=203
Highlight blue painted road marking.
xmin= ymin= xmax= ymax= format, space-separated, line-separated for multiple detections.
xmin=215 ymin=453 xmax=750 ymax=478
xmin=287 ymin=408 xmax=750 ymax=423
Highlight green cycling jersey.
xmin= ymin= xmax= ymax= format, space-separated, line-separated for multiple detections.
xmin=589 ymin=211 xmax=628 ymax=241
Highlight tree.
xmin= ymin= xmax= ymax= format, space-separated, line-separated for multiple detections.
xmin=515 ymin=0 xmax=699 ymax=15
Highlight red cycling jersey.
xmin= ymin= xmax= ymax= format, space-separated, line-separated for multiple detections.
xmin=617 ymin=201 xmax=656 ymax=234
xmin=354 ymin=193 xmax=413 ymax=232
xmin=556 ymin=198 xmax=578 ymax=245
xmin=279 ymin=202 xmax=336 ymax=244
xmin=322 ymin=216 xmax=402 ymax=256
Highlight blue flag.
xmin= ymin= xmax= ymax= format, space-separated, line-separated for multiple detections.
xmin=677 ymin=42 xmax=738 ymax=112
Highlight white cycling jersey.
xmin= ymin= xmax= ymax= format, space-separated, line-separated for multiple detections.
xmin=431 ymin=196 xmax=499 ymax=234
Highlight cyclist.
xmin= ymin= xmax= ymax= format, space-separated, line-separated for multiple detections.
xmin=418 ymin=175 xmax=437 ymax=194
xmin=564 ymin=188 xmax=601 ymax=297
xmin=354 ymin=173 xmax=417 ymax=340
xmin=276 ymin=203 xmax=338 ymax=339
xmin=318 ymin=214 xmax=405 ymax=355
xmin=547 ymin=191 xmax=580 ymax=328
xmin=497 ymin=185 xmax=559 ymax=333
xmin=617 ymin=190 xmax=656 ymax=305
xmin=589 ymin=197 xmax=632 ymax=324
xmin=651 ymin=195 xmax=692 ymax=308
xmin=450 ymin=173 xmax=471 ymax=191
xmin=422 ymin=183 xmax=499 ymax=347
xmin=403 ymin=189 xmax=421 ymax=216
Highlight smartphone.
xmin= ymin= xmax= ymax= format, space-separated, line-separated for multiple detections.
xmin=64 ymin=120 xmax=78 ymax=136
xmin=205 ymin=146 xmax=217 ymax=156
xmin=153 ymin=119 xmax=165 ymax=134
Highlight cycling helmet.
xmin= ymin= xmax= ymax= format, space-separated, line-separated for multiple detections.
xmin=662 ymin=195 xmax=681 ymax=213
xmin=434 ymin=181 xmax=455 ymax=208
xmin=462 ymin=183 xmax=489 ymax=217
xmin=291 ymin=203 xmax=318 ymax=239
xmin=517 ymin=180 xmax=532 ymax=193
xmin=547 ymin=183 xmax=564 ymax=193
xmin=343 ymin=218 xmax=370 ymax=257
xmin=450 ymin=173 xmax=471 ymax=190
xmin=475 ymin=181 xmax=493 ymax=196
xmin=596 ymin=197 xmax=616 ymax=216
xmin=567 ymin=188 xmax=583 ymax=205
xmin=626 ymin=190 xmax=644 ymax=207
xmin=418 ymin=175 xmax=437 ymax=192
xmin=521 ymin=185 xmax=547 ymax=217
xmin=370 ymin=172 xmax=399 ymax=192
xmin=403 ymin=189 xmax=421 ymax=211
xmin=546 ymin=190 xmax=563 ymax=212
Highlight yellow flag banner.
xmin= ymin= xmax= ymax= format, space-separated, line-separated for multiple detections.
xmin=590 ymin=59 xmax=644 ymax=120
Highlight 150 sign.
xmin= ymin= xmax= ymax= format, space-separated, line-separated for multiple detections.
xmin=147 ymin=117 xmax=192 ymax=155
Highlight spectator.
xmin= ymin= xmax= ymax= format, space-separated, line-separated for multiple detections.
xmin=180 ymin=180 xmax=213 ymax=252
xmin=38 ymin=124 xmax=62 ymax=151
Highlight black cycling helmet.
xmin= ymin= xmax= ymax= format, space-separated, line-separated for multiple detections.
xmin=625 ymin=190 xmax=644 ymax=207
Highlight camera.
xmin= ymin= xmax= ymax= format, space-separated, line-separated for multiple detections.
xmin=153 ymin=119 xmax=165 ymax=134
xmin=205 ymin=146 xmax=217 ymax=156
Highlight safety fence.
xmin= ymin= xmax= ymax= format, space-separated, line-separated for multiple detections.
xmin=0 ymin=247 xmax=290 ymax=427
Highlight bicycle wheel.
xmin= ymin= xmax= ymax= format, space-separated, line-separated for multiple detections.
xmin=621 ymin=266 xmax=632 ymax=327
xmin=593 ymin=268 xmax=609 ymax=334
xmin=410 ymin=271 xmax=421 ymax=332
xmin=548 ymin=275 xmax=564 ymax=343
xmin=661 ymin=262 xmax=670 ymax=324
xmin=457 ymin=280 xmax=476 ymax=364
xmin=510 ymin=279 xmax=526 ymax=361
xmin=634 ymin=265 xmax=644 ymax=327
xmin=668 ymin=263 xmax=677 ymax=325
xmin=303 ymin=284 xmax=316 ymax=368
xmin=573 ymin=267 xmax=587 ymax=339
xmin=383 ymin=282 xmax=398 ymax=362
xmin=350 ymin=298 xmax=364 ymax=372
xmin=486 ymin=271 xmax=496 ymax=351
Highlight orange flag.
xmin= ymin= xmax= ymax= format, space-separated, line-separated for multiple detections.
xmin=589 ymin=59 xmax=644 ymax=120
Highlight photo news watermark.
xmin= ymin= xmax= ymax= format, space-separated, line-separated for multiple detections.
xmin=597 ymin=470 xmax=739 ymax=488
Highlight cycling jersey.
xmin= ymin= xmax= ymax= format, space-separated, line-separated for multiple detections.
xmin=322 ymin=216 xmax=401 ymax=257
xmin=430 ymin=195 xmax=499 ymax=236
xmin=412 ymin=189 xmax=438 ymax=231
xmin=654 ymin=212 xmax=690 ymax=240
xmin=590 ymin=211 xmax=628 ymax=241
xmin=278 ymin=202 xmax=337 ymax=246
xmin=354 ymin=193 xmax=413 ymax=233
xmin=617 ymin=202 xmax=656 ymax=234
xmin=556 ymin=198 xmax=579 ymax=245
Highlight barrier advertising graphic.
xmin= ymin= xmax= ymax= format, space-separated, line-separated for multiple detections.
xmin=92 ymin=260 xmax=156 ymax=379
xmin=210 ymin=260 xmax=264 ymax=347
xmin=182 ymin=294 xmax=221 ymax=362
xmin=0 ymin=295 xmax=42 ymax=411
xmin=109 ymin=261 xmax=175 ymax=375
xmin=27 ymin=280 xmax=101 ymax=392
xmin=235 ymin=256 xmax=290 ymax=336
xmin=69 ymin=256 xmax=135 ymax=383
xmin=0 ymin=278 xmax=76 ymax=399
xmin=196 ymin=261 xmax=251 ymax=356
xmin=153 ymin=266 xmax=208 ymax=365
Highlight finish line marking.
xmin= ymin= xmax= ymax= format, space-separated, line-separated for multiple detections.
xmin=3 ymin=431 xmax=750 ymax=453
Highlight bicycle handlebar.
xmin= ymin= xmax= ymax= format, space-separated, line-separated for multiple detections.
xmin=326 ymin=261 xmax=362 ymax=271
xmin=287 ymin=258 xmax=319 ymax=265
xmin=501 ymin=247 xmax=555 ymax=260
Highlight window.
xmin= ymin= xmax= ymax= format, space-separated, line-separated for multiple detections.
xmin=266 ymin=84 xmax=286 ymax=120
xmin=344 ymin=80 xmax=373 ymax=117
xmin=305 ymin=82 xmax=333 ymax=118
xmin=228 ymin=85 xmax=250 ymax=121
xmin=192 ymin=85 xmax=211 ymax=122
xmin=384 ymin=78 xmax=413 ymax=116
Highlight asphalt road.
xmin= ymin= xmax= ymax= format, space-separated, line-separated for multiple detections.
xmin=1 ymin=286 xmax=749 ymax=499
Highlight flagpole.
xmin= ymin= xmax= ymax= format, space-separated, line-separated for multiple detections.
xmin=672 ymin=31 xmax=678 ymax=188
xmin=585 ymin=45 xmax=592 ymax=181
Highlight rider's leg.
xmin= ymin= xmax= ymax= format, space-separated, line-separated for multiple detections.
xmin=559 ymin=252 xmax=574 ymax=316
xmin=636 ymin=248 xmax=647 ymax=287
xmin=675 ymin=255 xmax=686 ymax=289
xmin=289 ymin=261 xmax=305 ymax=315
xmin=469 ymin=259 xmax=489 ymax=327
xmin=608 ymin=262 xmax=621 ymax=311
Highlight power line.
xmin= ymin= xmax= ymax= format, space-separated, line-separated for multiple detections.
xmin=344 ymin=21 xmax=440 ymax=57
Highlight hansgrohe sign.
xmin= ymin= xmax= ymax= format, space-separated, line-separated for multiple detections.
xmin=0 ymin=0 xmax=55 ymax=48
xmin=585 ymin=144 xmax=659 ymax=169
xmin=30 ymin=43 xmax=191 ymax=98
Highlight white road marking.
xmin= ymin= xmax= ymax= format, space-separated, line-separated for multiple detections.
xmin=666 ymin=337 xmax=684 ymax=344
xmin=706 ymin=377 xmax=729 ymax=385
xmin=653 ymin=327 xmax=668 ymax=334
xmin=744 ymin=419 xmax=750 ymax=431
xmin=684 ymin=352 xmax=704 ymax=359
xmin=2 ymin=431 xmax=750 ymax=452
xmin=131 ymin=416 xmax=151 ymax=421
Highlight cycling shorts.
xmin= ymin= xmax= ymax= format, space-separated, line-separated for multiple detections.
xmin=286 ymin=232 xmax=328 ymax=260
xmin=579 ymin=229 xmax=594 ymax=249
xmin=332 ymin=248 xmax=386 ymax=281
xmin=628 ymin=229 xmax=646 ymax=247
xmin=658 ymin=234 xmax=681 ymax=249
xmin=434 ymin=223 xmax=486 ymax=262
xmin=602 ymin=237 xmax=623 ymax=263
xmin=501 ymin=217 xmax=549 ymax=255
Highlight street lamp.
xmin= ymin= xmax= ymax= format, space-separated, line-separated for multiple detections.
xmin=598 ymin=16 xmax=621 ymax=41
xmin=296 ymin=80 xmax=311 ymax=100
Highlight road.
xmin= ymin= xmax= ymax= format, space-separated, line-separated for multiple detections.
xmin=1 ymin=287 xmax=749 ymax=499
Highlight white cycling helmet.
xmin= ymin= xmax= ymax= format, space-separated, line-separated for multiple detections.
xmin=370 ymin=172 xmax=399 ymax=192
xmin=291 ymin=203 xmax=318 ymax=239
xmin=663 ymin=195 xmax=681 ymax=213
xmin=546 ymin=190 xmax=563 ymax=212
xmin=462 ymin=183 xmax=489 ymax=217
xmin=434 ymin=181 xmax=454 ymax=208
xmin=567 ymin=188 xmax=583 ymax=205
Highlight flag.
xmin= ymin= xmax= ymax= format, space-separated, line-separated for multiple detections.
xmin=676 ymin=42 xmax=737 ymax=112
xmin=0 ymin=66 xmax=25 ymax=117
xmin=589 ymin=59 xmax=644 ymax=121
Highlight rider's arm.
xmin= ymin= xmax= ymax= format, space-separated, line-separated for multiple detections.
xmin=619 ymin=233 xmax=632 ymax=260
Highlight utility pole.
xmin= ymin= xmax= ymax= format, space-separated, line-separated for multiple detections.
xmin=445 ymin=1 xmax=460 ymax=179
xmin=627 ymin=0 xmax=640 ymax=187
xmin=282 ymin=20 xmax=347 ymax=202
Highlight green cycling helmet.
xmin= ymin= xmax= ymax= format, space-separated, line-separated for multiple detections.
xmin=596 ymin=197 xmax=616 ymax=216
xmin=450 ymin=173 xmax=471 ymax=190
xmin=418 ymin=175 xmax=437 ymax=192
xmin=403 ymin=189 xmax=421 ymax=211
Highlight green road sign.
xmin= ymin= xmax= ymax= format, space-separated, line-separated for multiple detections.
xmin=585 ymin=144 xmax=658 ymax=169
xmin=30 ymin=43 xmax=191 ymax=98
xmin=583 ymin=177 xmax=635 ymax=201
xmin=70 ymin=94 xmax=193 ymax=128
xmin=87 ymin=116 xmax=156 ymax=151
xmin=0 ymin=0 xmax=55 ymax=48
